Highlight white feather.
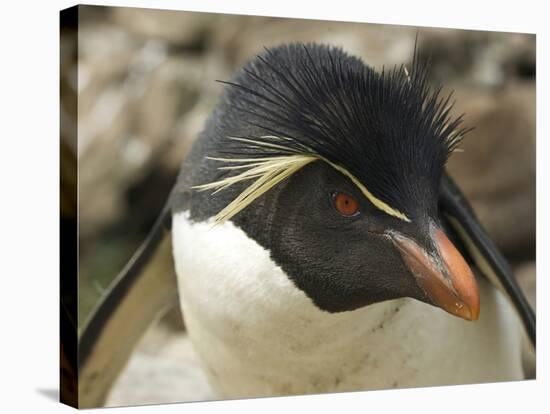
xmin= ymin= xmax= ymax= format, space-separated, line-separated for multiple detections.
xmin=172 ymin=211 xmax=524 ymax=398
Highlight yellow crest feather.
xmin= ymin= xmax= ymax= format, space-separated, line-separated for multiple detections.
xmin=192 ymin=136 xmax=411 ymax=224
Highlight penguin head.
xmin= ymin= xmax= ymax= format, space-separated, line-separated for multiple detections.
xmin=188 ymin=43 xmax=479 ymax=320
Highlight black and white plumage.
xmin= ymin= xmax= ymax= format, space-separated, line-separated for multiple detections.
xmin=78 ymin=42 xmax=535 ymax=406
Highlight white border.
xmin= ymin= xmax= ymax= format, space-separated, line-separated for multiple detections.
xmin=0 ymin=0 xmax=546 ymax=413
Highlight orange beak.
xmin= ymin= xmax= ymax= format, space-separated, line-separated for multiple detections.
xmin=389 ymin=227 xmax=480 ymax=321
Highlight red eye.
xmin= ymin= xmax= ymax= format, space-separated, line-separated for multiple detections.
xmin=333 ymin=192 xmax=360 ymax=217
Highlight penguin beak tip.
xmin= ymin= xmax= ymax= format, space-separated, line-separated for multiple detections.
xmin=389 ymin=227 xmax=480 ymax=321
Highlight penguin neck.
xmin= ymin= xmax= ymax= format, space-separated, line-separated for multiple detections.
xmin=172 ymin=211 xmax=523 ymax=397
xmin=171 ymin=211 xmax=411 ymax=386
xmin=172 ymin=211 xmax=404 ymax=337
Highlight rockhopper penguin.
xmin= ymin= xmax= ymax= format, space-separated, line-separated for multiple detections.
xmin=78 ymin=42 xmax=536 ymax=406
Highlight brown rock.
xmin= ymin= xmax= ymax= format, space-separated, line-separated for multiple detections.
xmin=447 ymin=83 xmax=535 ymax=258
xmin=111 ymin=7 xmax=215 ymax=45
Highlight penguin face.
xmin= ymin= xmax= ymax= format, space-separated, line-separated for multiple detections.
xmin=235 ymin=160 xmax=426 ymax=313
xmin=178 ymin=42 xmax=479 ymax=321
xmin=228 ymin=159 xmax=478 ymax=320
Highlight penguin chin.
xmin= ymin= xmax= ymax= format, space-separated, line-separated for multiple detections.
xmin=302 ymin=288 xmax=414 ymax=314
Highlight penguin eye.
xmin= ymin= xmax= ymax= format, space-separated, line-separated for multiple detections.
xmin=332 ymin=191 xmax=360 ymax=217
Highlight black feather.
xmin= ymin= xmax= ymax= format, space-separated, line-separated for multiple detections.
xmin=440 ymin=173 xmax=536 ymax=348
xmin=215 ymin=42 xmax=471 ymax=221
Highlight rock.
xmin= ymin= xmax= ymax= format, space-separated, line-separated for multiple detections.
xmin=418 ymin=31 xmax=535 ymax=87
xmin=77 ymin=27 xmax=204 ymax=239
xmin=212 ymin=16 xmax=417 ymax=70
xmin=106 ymin=323 xmax=214 ymax=406
xmin=446 ymin=83 xmax=535 ymax=258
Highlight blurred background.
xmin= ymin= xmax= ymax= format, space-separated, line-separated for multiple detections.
xmin=61 ymin=5 xmax=536 ymax=406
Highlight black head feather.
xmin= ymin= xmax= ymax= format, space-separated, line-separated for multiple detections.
xmin=214 ymin=42 xmax=470 ymax=221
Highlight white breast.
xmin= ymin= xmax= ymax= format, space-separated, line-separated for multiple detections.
xmin=172 ymin=211 xmax=524 ymax=398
